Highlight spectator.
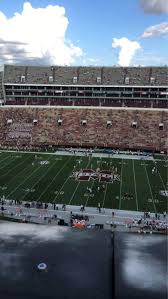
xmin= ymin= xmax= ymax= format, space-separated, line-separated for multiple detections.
xmin=98 ymin=203 xmax=101 ymax=213
xmin=80 ymin=205 xmax=85 ymax=212
xmin=1 ymin=206 xmax=5 ymax=212
xmin=62 ymin=204 xmax=66 ymax=211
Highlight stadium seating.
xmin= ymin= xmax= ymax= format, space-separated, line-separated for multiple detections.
xmin=26 ymin=66 xmax=53 ymax=84
xmin=102 ymin=67 xmax=126 ymax=85
xmin=0 ymin=107 xmax=167 ymax=152
xmin=125 ymin=67 xmax=150 ymax=85
xmin=1 ymin=66 xmax=167 ymax=152
xmin=78 ymin=67 xmax=102 ymax=84
xmin=2 ymin=65 xmax=168 ymax=109
xmin=54 ymin=66 xmax=78 ymax=84
xmin=0 ymin=72 xmax=3 ymax=101
xmin=3 ymin=65 xmax=26 ymax=84
xmin=3 ymin=65 xmax=168 ymax=86
xmin=151 ymin=67 xmax=168 ymax=86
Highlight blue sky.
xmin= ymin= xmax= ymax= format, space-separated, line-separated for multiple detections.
xmin=0 ymin=0 xmax=167 ymax=66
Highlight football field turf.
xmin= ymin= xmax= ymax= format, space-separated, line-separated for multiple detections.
xmin=0 ymin=151 xmax=167 ymax=213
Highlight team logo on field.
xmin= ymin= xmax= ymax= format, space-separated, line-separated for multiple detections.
xmin=71 ymin=169 xmax=120 ymax=183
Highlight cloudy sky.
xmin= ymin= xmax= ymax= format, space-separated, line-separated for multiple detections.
xmin=0 ymin=0 xmax=168 ymax=67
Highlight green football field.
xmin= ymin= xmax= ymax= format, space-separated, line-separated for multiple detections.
xmin=0 ymin=151 xmax=167 ymax=213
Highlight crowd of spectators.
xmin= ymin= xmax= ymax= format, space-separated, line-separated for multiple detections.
xmin=0 ymin=197 xmax=167 ymax=233
xmin=0 ymin=107 xmax=167 ymax=152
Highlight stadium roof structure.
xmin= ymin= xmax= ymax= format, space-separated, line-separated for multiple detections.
xmin=2 ymin=64 xmax=168 ymax=86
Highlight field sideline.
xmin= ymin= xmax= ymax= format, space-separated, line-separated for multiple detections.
xmin=0 ymin=151 xmax=167 ymax=213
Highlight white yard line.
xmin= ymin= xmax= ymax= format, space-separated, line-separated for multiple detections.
xmin=6 ymin=156 xmax=53 ymax=199
xmin=68 ymin=181 xmax=81 ymax=205
xmin=0 ymin=154 xmax=12 ymax=162
xmin=52 ymin=157 xmax=84 ymax=204
xmin=21 ymin=159 xmax=59 ymax=201
xmin=102 ymin=183 xmax=108 ymax=208
xmin=0 ymin=158 xmax=15 ymax=170
xmin=0 ymin=154 xmax=31 ymax=179
xmin=132 ymin=160 xmax=139 ymax=211
xmin=0 ymin=155 xmax=37 ymax=188
xmin=84 ymin=180 xmax=95 ymax=207
xmin=102 ymin=159 xmax=120 ymax=209
xmin=68 ymin=157 xmax=92 ymax=206
xmin=38 ymin=156 xmax=72 ymax=202
xmin=84 ymin=158 xmax=103 ymax=208
xmin=153 ymin=160 xmax=167 ymax=191
xmin=119 ymin=159 xmax=123 ymax=210
xmin=144 ymin=164 xmax=156 ymax=213
xmin=0 ymin=155 xmax=14 ymax=169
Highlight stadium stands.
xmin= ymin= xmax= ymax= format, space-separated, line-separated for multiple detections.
xmin=26 ymin=66 xmax=53 ymax=84
xmin=125 ymin=67 xmax=150 ymax=85
xmin=0 ymin=71 xmax=3 ymax=102
xmin=2 ymin=65 xmax=168 ymax=109
xmin=3 ymin=65 xmax=168 ymax=86
xmin=151 ymin=67 xmax=168 ymax=86
xmin=0 ymin=107 xmax=167 ymax=152
xmin=0 ymin=65 xmax=167 ymax=152
xmin=102 ymin=67 xmax=126 ymax=85
xmin=78 ymin=67 xmax=102 ymax=84
xmin=4 ymin=65 xmax=26 ymax=84
xmin=54 ymin=66 xmax=78 ymax=84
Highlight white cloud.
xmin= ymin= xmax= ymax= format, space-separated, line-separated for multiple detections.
xmin=112 ymin=37 xmax=141 ymax=66
xmin=0 ymin=2 xmax=83 ymax=65
xmin=133 ymin=53 xmax=168 ymax=66
xmin=142 ymin=22 xmax=168 ymax=38
xmin=140 ymin=0 xmax=168 ymax=14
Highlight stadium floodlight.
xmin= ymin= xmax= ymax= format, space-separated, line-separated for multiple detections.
xmin=7 ymin=119 xmax=12 ymax=124
xmin=107 ymin=121 xmax=112 ymax=127
xmin=150 ymin=77 xmax=155 ymax=85
xmin=49 ymin=76 xmax=53 ymax=83
xmin=73 ymin=76 xmax=78 ymax=84
xmin=132 ymin=121 xmax=137 ymax=128
xmin=97 ymin=77 xmax=101 ymax=84
xmin=159 ymin=123 xmax=164 ymax=130
xmin=125 ymin=77 xmax=130 ymax=85
xmin=21 ymin=75 xmax=25 ymax=83
xmin=33 ymin=119 xmax=38 ymax=125
xmin=81 ymin=120 xmax=87 ymax=126
xmin=57 ymin=119 xmax=62 ymax=126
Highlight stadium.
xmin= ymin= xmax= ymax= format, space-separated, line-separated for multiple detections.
xmin=0 ymin=65 xmax=167 ymax=213
xmin=0 ymin=0 xmax=168 ymax=297
xmin=0 ymin=65 xmax=167 ymax=299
